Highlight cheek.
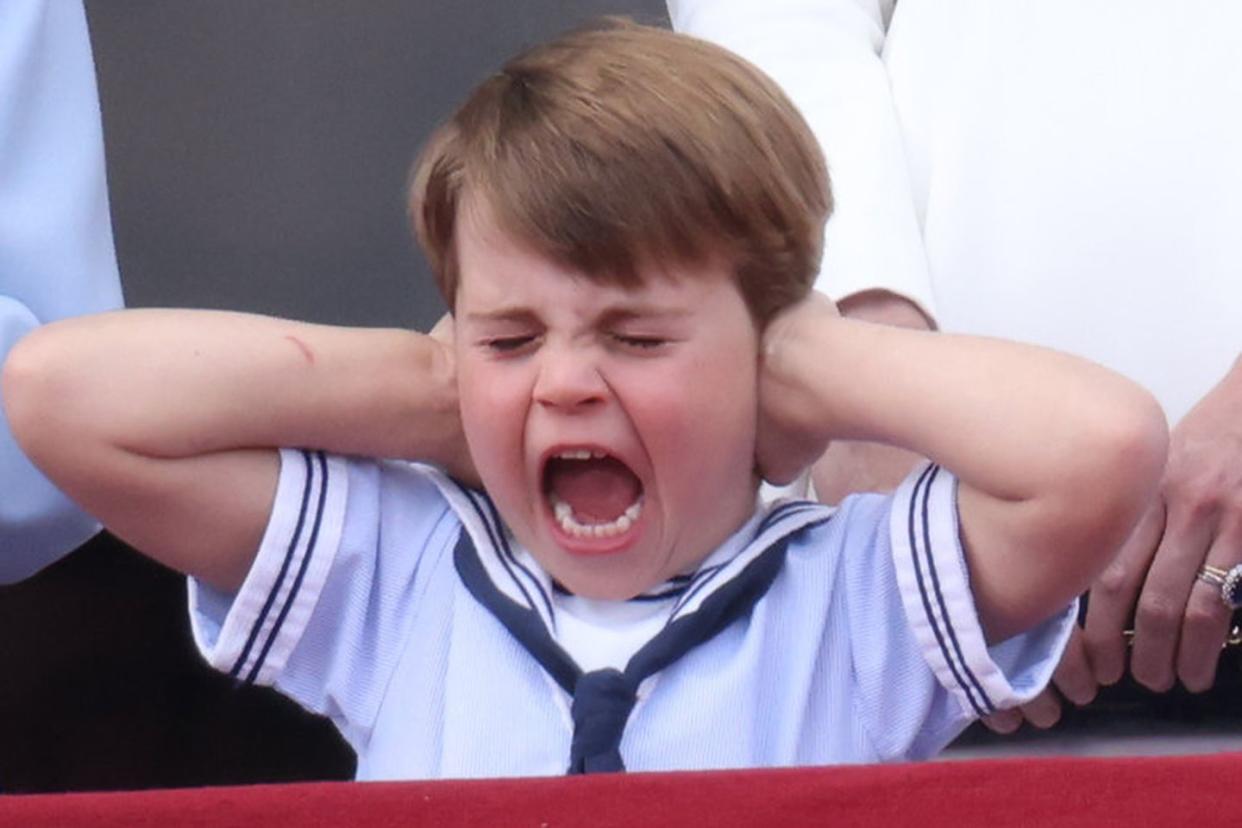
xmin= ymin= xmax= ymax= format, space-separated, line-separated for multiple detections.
xmin=696 ymin=356 xmax=759 ymax=452
xmin=691 ymin=344 xmax=760 ymax=475
xmin=457 ymin=362 xmax=527 ymax=473
xmin=630 ymin=351 xmax=758 ymax=466
xmin=693 ymin=329 xmax=759 ymax=416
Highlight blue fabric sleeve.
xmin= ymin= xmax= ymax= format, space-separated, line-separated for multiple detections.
xmin=189 ymin=450 xmax=462 ymax=749
xmin=844 ymin=464 xmax=1075 ymax=760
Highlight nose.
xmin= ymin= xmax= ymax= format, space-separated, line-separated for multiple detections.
xmin=533 ymin=341 xmax=608 ymax=411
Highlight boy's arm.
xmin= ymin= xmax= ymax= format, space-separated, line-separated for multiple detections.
xmin=759 ymin=294 xmax=1168 ymax=643
xmin=1 ymin=309 xmax=464 ymax=592
xmin=809 ymin=290 xmax=931 ymax=503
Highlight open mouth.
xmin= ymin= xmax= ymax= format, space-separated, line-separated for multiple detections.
xmin=542 ymin=449 xmax=644 ymax=540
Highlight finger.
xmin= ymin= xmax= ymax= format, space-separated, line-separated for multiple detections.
xmin=1016 ymin=688 xmax=1063 ymax=730
xmin=980 ymin=707 xmax=1023 ymax=735
xmin=1051 ymin=625 xmax=1098 ymax=706
xmin=1130 ymin=501 xmax=1215 ymax=692
xmin=1082 ymin=500 xmax=1165 ymax=685
xmin=1176 ymin=521 xmax=1242 ymax=691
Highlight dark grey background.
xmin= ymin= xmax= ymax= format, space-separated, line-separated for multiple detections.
xmin=90 ymin=1 xmax=669 ymax=330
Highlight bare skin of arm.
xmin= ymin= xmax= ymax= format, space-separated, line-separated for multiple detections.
xmin=988 ymin=353 xmax=1242 ymax=731
xmin=2 ymin=309 xmax=468 ymax=592
xmin=810 ymin=289 xmax=931 ymax=504
xmin=757 ymin=293 xmax=1168 ymax=644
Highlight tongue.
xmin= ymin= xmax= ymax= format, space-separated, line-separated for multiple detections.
xmin=546 ymin=457 xmax=641 ymax=522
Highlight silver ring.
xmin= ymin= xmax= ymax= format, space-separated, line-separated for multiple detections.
xmin=1196 ymin=564 xmax=1242 ymax=610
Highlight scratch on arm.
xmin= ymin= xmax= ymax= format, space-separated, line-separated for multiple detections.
xmin=284 ymin=334 xmax=315 ymax=366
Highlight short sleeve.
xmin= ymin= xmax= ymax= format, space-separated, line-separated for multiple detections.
xmin=189 ymin=449 xmax=462 ymax=748
xmin=889 ymin=463 xmax=1074 ymax=720
xmin=839 ymin=463 xmax=1075 ymax=760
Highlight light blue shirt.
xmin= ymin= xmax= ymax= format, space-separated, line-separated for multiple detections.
xmin=190 ymin=451 xmax=1074 ymax=779
xmin=0 ymin=0 xmax=123 ymax=582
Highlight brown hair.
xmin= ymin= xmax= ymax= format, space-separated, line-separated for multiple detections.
xmin=409 ymin=18 xmax=831 ymax=327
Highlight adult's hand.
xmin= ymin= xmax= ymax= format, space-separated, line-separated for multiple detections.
xmin=1081 ymin=354 xmax=1242 ymax=693
xmin=987 ymin=353 xmax=1242 ymax=731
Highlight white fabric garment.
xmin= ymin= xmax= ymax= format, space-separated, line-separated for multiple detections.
xmin=0 ymin=0 xmax=123 ymax=581
xmin=189 ymin=449 xmax=1073 ymax=779
xmin=553 ymin=591 xmax=676 ymax=673
xmin=671 ymin=0 xmax=1240 ymax=424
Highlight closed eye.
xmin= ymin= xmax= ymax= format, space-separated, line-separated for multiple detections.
xmin=482 ymin=335 xmax=537 ymax=354
xmin=611 ymin=334 xmax=668 ymax=350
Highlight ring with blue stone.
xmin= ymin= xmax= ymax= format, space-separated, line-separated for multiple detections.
xmin=1196 ymin=564 xmax=1242 ymax=610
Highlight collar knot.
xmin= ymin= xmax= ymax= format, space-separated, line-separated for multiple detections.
xmin=568 ymin=668 xmax=636 ymax=774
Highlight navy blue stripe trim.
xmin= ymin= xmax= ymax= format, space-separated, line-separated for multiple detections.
xmin=229 ymin=449 xmax=315 ymax=680
xmin=477 ymin=488 xmax=556 ymax=627
xmin=906 ymin=465 xmax=987 ymax=716
xmin=453 ymin=530 xmax=580 ymax=694
xmin=450 ymin=480 xmax=553 ymax=629
xmin=629 ymin=536 xmax=789 ymax=682
xmin=668 ymin=505 xmax=830 ymax=620
xmin=246 ymin=451 xmax=330 ymax=685
xmin=756 ymin=500 xmax=821 ymax=535
xmin=626 ymin=586 xmax=688 ymax=602
xmin=920 ymin=467 xmax=993 ymax=713
xmin=754 ymin=503 xmax=832 ymax=547
xmin=551 ymin=581 xmax=689 ymax=601
xmin=552 ymin=573 xmax=692 ymax=601
xmin=668 ymin=563 xmax=727 ymax=619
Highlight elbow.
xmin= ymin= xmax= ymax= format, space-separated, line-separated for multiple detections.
xmin=1106 ymin=387 xmax=1169 ymax=519
xmin=1 ymin=326 xmax=77 ymax=471
xmin=1069 ymin=386 xmax=1169 ymax=572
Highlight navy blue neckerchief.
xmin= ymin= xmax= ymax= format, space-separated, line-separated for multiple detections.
xmin=425 ymin=469 xmax=833 ymax=774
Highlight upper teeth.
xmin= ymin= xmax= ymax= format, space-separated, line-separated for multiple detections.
xmin=556 ymin=449 xmax=606 ymax=460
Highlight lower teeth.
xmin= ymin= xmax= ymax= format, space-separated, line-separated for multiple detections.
xmin=550 ymin=495 xmax=642 ymax=539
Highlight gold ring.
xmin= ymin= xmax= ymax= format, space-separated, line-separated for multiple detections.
xmin=1196 ymin=564 xmax=1242 ymax=610
xmin=1123 ymin=625 xmax=1242 ymax=648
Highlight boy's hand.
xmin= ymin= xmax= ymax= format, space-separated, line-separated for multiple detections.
xmin=755 ymin=293 xmax=841 ymax=485
xmin=427 ymin=314 xmax=480 ymax=488
xmin=808 ymin=290 xmax=931 ymax=503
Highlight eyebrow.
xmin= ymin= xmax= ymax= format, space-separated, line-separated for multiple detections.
xmin=462 ymin=304 xmax=693 ymax=327
xmin=594 ymin=306 xmax=692 ymax=327
xmin=461 ymin=308 xmax=542 ymax=326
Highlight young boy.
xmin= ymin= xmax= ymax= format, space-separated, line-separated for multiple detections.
xmin=2 ymin=20 xmax=1166 ymax=778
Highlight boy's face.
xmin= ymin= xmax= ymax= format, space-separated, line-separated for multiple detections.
xmin=453 ymin=209 xmax=761 ymax=600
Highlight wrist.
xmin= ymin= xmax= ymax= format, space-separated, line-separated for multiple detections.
xmin=406 ymin=334 xmax=466 ymax=466
xmin=760 ymin=295 xmax=843 ymax=445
